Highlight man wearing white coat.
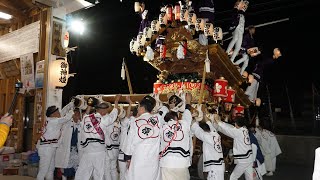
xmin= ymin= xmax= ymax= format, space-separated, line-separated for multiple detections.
xmin=255 ymin=124 xmax=281 ymax=176
xmin=55 ymin=108 xmax=82 ymax=179
xmin=74 ymin=95 xmax=121 ymax=180
xmin=36 ymin=101 xmax=74 ymax=180
xmin=123 ymin=95 xmax=168 ymax=180
xmin=104 ymin=108 xmax=123 ymax=180
xmin=191 ymin=120 xmax=225 ymax=180
xmin=159 ymin=93 xmax=192 ymax=180
xmin=214 ymin=116 xmax=254 ymax=180
xmin=118 ymin=97 xmax=137 ymax=180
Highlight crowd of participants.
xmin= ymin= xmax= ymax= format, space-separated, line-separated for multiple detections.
xmin=35 ymin=93 xmax=281 ymax=180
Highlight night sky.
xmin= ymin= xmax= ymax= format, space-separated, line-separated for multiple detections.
xmin=62 ymin=0 xmax=317 ymax=119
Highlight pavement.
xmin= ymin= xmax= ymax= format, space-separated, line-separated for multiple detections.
xmin=190 ymin=162 xmax=314 ymax=180
xmin=0 ymin=162 xmax=314 ymax=180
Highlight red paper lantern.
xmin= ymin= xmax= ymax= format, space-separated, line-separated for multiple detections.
xmin=160 ymin=44 xmax=166 ymax=60
xmin=174 ymin=2 xmax=180 ymax=21
xmin=166 ymin=5 xmax=173 ymax=22
xmin=233 ymin=104 xmax=244 ymax=117
xmin=153 ymin=81 xmax=162 ymax=94
xmin=182 ymin=40 xmax=187 ymax=56
xmin=224 ymin=87 xmax=236 ymax=103
xmin=213 ymin=77 xmax=228 ymax=98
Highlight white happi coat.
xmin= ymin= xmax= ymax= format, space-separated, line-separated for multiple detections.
xmin=159 ymin=109 xmax=192 ymax=169
xmin=191 ymin=121 xmax=224 ymax=173
xmin=123 ymin=106 xmax=168 ymax=180
xmin=37 ymin=102 xmax=74 ymax=180
xmin=118 ymin=116 xmax=134 ymax=161
xmin=38 ymin=102 xmax=74 ymax=148
xmin=217 ymin=122 xmax=253 ymax=164
xmin=75 ymin=108 xmax=118 ymax=180
xmin=55 ymin=120 xmax=81 ymax=168
xmin=105 ymin=121 xmax=121 ymax=159
xmin=255 ymin=128 xmax=281 ymax=172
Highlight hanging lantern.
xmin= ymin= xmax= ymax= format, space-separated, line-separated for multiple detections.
xmin=182 ymin=40 xmax=187 ymax=56
xmin=213 ymin=27 xmax=223 ymax=42
xmin=180 ymin=4 xmax=188 ymax=25
xmin=204 ymin=23 xmax=213 ymax=37
xmin=129 ymin=38 xmax=136 ymax=54
xmin=159 ymin=13 xmax=167 ymax=28
xmin=174 ymin=2 xmax=181 ymax=21
xmin=166 ymin=5 xmax=173 ymax=23
xmin=132 ymin=39 xmax=139 ymax=54
xmin=151 ymin=20 xmax=160 ymax=34
xmin=233 ymin=104 xmax=245 ymax=117
xmin=50 ymin=58 xmax=69 ymax=87
xmin=160 ymin=36 xmax=166 ymax=60
xmin=143 ymin=27 xmax=152 ymax=42
xmin=187 ymin=11 xmax=196 ymax=29
xmin=224 ymin=87 xmax=236 ymax=103
xmin=213 ymin=77 xmax=228 ymax=99
xmin=160 ymin=44 xmax=166 ymax=60
xmin=137 ymin=32 xmax=146 ymax=49
xmin=153 ymin=81 xmax=162 ymax=94
xmin=195 ymin=18 xmax=205 ymax=32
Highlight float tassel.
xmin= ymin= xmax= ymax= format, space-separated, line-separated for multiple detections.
xmin=205 ymin=50 xmax=210 ymax=72
xmin=121 ymin=60 xmax=125 ymax=80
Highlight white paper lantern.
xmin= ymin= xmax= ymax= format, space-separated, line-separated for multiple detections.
xmin=151 ymin=20 xmax=160 ymax=34
xmin=187 ymin=11 xmax=197 ymax=29
xmin=204 ymin=23 xmax=213 ymax=37
xmin=213 ymin=27 xmax=223 ymax=41
xmin=129 ymin=38 xmax=136 ymax=53
xmin=143 ymin=27 xmax=152 ymax=42
xmin=51 ymin=58 xmax=69 ymax=87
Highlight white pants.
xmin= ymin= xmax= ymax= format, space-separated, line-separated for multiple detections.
xmin=75 ymin=151 xmax=106 ymax=180
xmin=161 ymin=167 xmax=190 ymax=180
xmin=37 ymin=146 xmax=56 ymax=180
xmin=264 ymin=154 xmax=276 ymax=172
xmin=230 ymin=162 xmax=253 ymax=180
xmin=105 ymin=154 xmax=118 ymax=180
xmin=245 ymin=79 xmax=259 ymax=103
xmin=234 ymin=53 xmax=249 ymax=75
xmin=207 ymin=169 xmax=224 ymax=180
xmin=118 ymin=160 xmax=127 ymax=180
xmin=226 ymin=27 xmax=244 ymax=63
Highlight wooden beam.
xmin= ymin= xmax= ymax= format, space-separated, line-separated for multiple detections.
xmin=0 ymin=19 xmax=11 ymax=24
xmin=0 ymin=4 xmax=26 ymax=20
xmin=0 ymin=1 xmax=18 ymax=12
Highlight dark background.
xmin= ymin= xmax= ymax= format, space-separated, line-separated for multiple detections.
xmin=62 ymin=0 xmax=318 ymax=134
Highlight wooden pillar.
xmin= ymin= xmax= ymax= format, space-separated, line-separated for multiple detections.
xmin=32 ymin=8 xmax=52 ymax=150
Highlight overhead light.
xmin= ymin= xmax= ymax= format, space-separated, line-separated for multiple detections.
xmin=0 ymin=12 xmax=12 ymax=20
xmin=71 ymin=20 xmax=85 ymax=35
